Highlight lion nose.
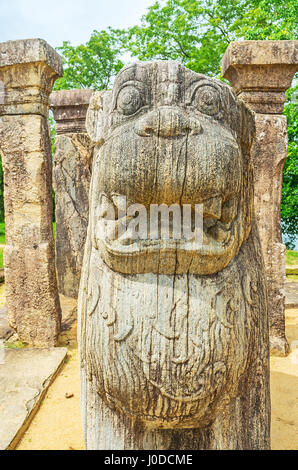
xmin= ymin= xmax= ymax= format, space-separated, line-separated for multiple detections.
xmin=135 ymin=107 xmax=201 ymax=137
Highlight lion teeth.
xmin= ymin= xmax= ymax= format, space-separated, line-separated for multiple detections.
xmin=203 ymin=197 xmax=222 ymax=219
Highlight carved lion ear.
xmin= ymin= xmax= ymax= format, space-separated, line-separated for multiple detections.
xmin=238 ymin=99 xmax=256 ymax=151
xmin=86 ymin=91 xmax=112 ymax=145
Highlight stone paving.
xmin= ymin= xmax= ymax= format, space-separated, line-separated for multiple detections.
xmin=0 ymin=347 xmax=67 ymax=450
xmin=0 ymin=295 xmax=76 ymax=450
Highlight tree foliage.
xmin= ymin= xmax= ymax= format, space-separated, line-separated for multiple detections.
xmin=49 ymin=1 xmax=297 ymax=241
xmin=281 ymin=84 xmax=298 ymax=249
xmin=127 ymin=0 xmax=297 ymax=77
xmin=126 ymin=0 xmax=297 ymax=245
xmin=127 ymin=0 xmax=241 ymax=76
xmin=51 ymin=28 xmax=126 ymax=221
xmin=54 ymin=28 xmax=126 ymax=90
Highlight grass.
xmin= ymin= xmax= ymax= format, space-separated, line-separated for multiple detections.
xmin=5 ymin=340 xmax=28 ymax=349
xmin=286 ymin=250 xmax=298 ymax=266
xmin=286 ymin=250 xmax=298 ymax=276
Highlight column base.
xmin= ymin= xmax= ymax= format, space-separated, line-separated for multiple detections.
xmin=270 ymin=335 xmax=290 ymax=357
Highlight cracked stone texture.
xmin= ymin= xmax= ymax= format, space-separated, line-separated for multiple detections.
xmin=79 ymin=61 xmax=270 ymax=450
xmin=251 ymin=114 xmax=288 ymax=355
xmin=51 ymin=89 xmax=94 ymax=134
xmin=0 ymin=39 xmax=62 ymax=345
xmin=53 ymin=133 xmax=93 ymax=298
xmin=0 ymin=347 xmax=67 ymax=449
xmin=221 ymin=40 xmax=298 ymax=114
xmin=0 ymin=114 xmax=61 ymax=346
xmin=222 ymin=40 xmax=298 ymax=356
xmin=0 ymin=39 xmax=63 ymax=117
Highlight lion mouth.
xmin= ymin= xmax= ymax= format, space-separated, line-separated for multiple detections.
xmin=94 ymin=193 xmax=241 ymax=267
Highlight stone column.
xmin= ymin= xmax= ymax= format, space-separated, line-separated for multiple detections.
xmin=0 ymin=39 xmax=62 ymax=347
xmin=51 ymin=89 xmax=94 ymax=298
xmin=222 ymin=40 xmax=298 ymax=355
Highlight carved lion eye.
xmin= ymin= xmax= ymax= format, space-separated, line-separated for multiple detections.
xmin=117 ymin=86 xmax=142 ymax=116
xmin=194 ymin=85 xmax=220 ymax=116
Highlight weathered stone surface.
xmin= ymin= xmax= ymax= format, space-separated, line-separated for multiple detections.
xmin=222 ymin=40 xmax=298 ymax=113
xmin=0 ymin=39 xmax=62 ymax=346
xmin=0 ymin=307 xmax=13 ymax=340
xmin=222 ymin=40 xmax=298 ymax=356
xmin=53 ymin=133 xmax=93 ymax=298
xmin=51 ymin=90 xmax=94 ymax=298
xmin=251 ymin=114 xmax=288 ymax=352
xmin=0 ymin=39 xmax=63 ymax=116
xmin=0 ymin=38 xmax=63 ymax=70
xmin=0 ymin=346 xmax=67 ymax=449
xmin=79 ymin=61 xmax=270 ymax=449
xmin=285 ymin=281 xmax=298 ymax=308
xmin=51 ymin=89 xmax=94 ymax=134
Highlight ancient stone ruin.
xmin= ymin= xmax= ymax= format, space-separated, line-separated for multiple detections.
xmin=222 ymin=40 xmax=298 ymax=355
xmin=79 ymin=61 xmax=270 ymax=450
xmin=51 ymin=89 xmax=94 ymax=298
xmin=0 ymin=36 xmax=297 ymax=450
xmin=0 ymin=39 xmax=62 ymax=346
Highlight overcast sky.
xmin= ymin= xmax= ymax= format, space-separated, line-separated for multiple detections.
xmin=0 ymin=0 xmax=154 ymax=48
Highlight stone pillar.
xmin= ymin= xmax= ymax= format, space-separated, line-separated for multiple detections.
xmin=79 ymin=62 xmax=269 ymax=450
xmin=51 ymin=89 xmax=94 ymax=298
xmin=0 ymin=39 xmax=62 ymax=347
xmin=222 ymin=40 xmax=298 ymax=356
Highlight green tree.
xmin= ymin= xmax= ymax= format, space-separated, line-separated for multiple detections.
xmin=54 ymin=28 xmax=126 ymax=90
xmin=43 ymin=1 xmax=297 ymax=240
xmin=281 ymin=84 xmax=298 ymax=249
xmin=51 ymin=28 xmax=127 ymax=221
xmin=127 ymin=0 xmax=243 ymax=76
xmin=244 ymin=0 xmax=298 ymax=40
xmin=126 ymin=0 xmax=298 ymax=245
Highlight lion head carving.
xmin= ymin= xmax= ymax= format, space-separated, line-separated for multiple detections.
xmin=80 ymin=62 xmax=267 ymax=433
xmin=86 ymin=61 xmax=255 ymax=275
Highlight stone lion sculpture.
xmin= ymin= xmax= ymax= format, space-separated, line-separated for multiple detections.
xmin=78 ymin=61 xmax=270 ymax=450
